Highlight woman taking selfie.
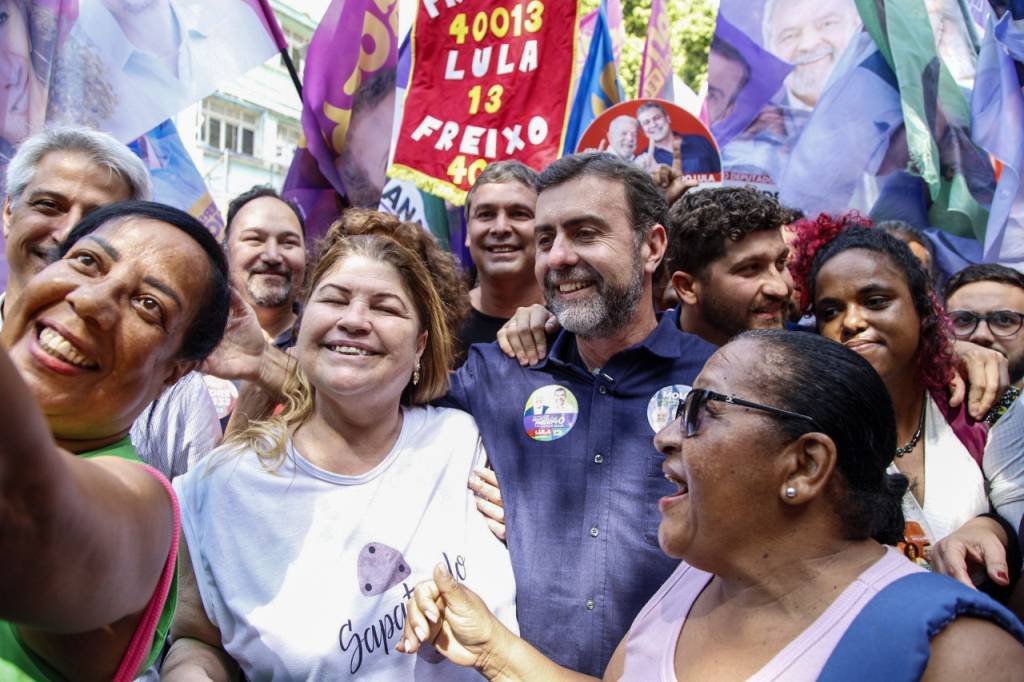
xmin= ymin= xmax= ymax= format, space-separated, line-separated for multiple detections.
xmin=0 ymin=201 xmax=230 ymax=680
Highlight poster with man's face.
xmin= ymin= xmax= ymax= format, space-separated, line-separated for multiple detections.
xmin=707 ymin=0 xmax=995 ymax=234
xmin=577 ymin=99 xmax=722 ymax=184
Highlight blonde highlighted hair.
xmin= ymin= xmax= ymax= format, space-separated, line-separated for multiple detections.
xmin=227 ymin=220 xmax=454 ymax=469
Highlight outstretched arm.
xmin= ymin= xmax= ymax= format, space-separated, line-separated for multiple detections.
xmin=0 ymin=344 xmax=174 ymax=632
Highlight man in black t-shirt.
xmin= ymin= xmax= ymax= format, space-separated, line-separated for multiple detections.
xmin=456 ymin=160 xmax=544 ymax=364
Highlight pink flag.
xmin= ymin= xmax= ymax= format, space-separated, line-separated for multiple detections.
xmin=638 ymin=0 xmax=674 ymax=101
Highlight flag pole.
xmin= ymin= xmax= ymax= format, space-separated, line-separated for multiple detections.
xmin=256 ymin=0 xmax=304 ymax=101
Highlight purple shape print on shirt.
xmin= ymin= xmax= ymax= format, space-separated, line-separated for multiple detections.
xmin=357 ymin=542 xmax=409 ymax=596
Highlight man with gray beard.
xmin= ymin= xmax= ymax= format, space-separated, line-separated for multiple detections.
xmin=439 ymin=153 xmax=716 ymax=675
xmin=223 ymin=186 xmax=307 ymax=347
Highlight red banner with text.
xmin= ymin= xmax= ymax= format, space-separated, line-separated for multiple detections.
xmin=389 ymin=0 xmax=577 ymax=205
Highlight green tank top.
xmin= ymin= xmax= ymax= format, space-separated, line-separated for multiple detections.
xmin=0 ymin=437 xmax=178 ymax=680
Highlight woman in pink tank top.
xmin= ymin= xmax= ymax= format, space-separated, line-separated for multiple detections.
xmin=397 ymin=331 xmax=1024 ymax=680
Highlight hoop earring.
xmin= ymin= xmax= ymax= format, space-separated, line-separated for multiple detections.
xmin=785 ymin=487 xmax=797 ymax=499
xmin=412 ymin=360 xmax=421 ymax=386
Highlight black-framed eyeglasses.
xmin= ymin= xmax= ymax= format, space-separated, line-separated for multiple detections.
xmin=948 ymin=310 xmax=1024 ymax=338
xmin=675 ymin=388 xmax=820 ymax=438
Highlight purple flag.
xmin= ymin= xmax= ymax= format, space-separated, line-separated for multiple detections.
xmin=639 ymin=0 xmax=675 ymax=102
xmin=972 ymin=9 xmax=1024 ymax=264
xmin=283 ymin=0 xmax=399 ymax=239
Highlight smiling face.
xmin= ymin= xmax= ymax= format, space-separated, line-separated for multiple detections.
xmin=296 ymin=254 xmax=426 ymax=407
xmin=3 ymin=151 xmax=134 ymax=307
xmin=226 ymin=196 xmax=306 ymax=313
xmin=814 ymin=249 xmax=921 ymax=387
xmin=534 ymin=175 xmax=649 ymax=339
xmin=637 ymin=106 xmax=672 ymax=146
xmin=654 ymin=339 xmax=783 ymax=563
xmin=607 ymin=117 xmax=638 ymax=158
xmin=1 ymin=217 xmax=209 ymax=443
xmin=685 ymin=229 xmax=793 ymax=343
xmin=766 ymin=0 xmax=861 ymax=108
xmin=467 ymin=180 xmax=537 ymax=284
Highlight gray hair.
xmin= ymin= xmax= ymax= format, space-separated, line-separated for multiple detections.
xmin=5 ymin=127 xmax=151 ymax=206
xmin=465 ymin=159 xmax=539 ymax=215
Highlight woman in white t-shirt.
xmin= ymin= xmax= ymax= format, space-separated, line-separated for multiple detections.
xmin=162 ymin=231 xmax=517 ymax=680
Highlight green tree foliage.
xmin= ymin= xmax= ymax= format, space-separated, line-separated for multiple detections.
xmin=578 ymin=0 xmax=719 ymax=98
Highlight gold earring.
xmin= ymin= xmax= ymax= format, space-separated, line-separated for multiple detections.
xmin=412 ymin=360 xmax=421 ymax=386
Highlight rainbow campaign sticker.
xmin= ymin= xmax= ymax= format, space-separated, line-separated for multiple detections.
xmin=523 ymin=385 xmax=579 ymax=441
xmin=647 ymin=385 xmax=691 ymax=432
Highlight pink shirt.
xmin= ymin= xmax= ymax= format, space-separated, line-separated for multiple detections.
xmin=620 ymin=547 xmax=922 ymax=681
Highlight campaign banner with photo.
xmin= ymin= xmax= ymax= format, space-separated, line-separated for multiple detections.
xmin=576 ymin=99 xmax=722 ymax=184
xmin=388 ymin=0 xmax=578 ymax=205
xmin=706 ymin=0 xmax=999 ymax=260
xmin=46 ymin=0 xmax=279 ymax=144
xmin=129 ymin=119 xmax=224 ymax=237
xmin=283 ymin=0 xmax=399 ymax=240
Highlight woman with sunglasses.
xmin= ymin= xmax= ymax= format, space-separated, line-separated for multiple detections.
xmin=788 ymin=217 xmax=994 ymax=567
xmin=396 ymin=331 xmax=1024 ymax=680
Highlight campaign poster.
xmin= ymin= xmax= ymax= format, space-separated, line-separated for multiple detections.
xmin=577 ymin=99 xmax=722 ymax=184
xmin=388 ymin=0 xmax=578 ymax=205
xmin=705 ymin=0 xmax=992 ymax=235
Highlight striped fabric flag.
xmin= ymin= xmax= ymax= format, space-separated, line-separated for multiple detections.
xmin=972 ymin=2 xmax=1024 ymax=264
xmin=563 ymin=0 xmax=623 ymax=155
xmin=639 ymin=0 xmax=675 ymax=101
xmin=856 ymin=0 xmax=994 ymax=243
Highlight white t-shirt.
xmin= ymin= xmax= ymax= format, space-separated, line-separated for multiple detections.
xmin=174 ymin=405 xmax=517 ymax=681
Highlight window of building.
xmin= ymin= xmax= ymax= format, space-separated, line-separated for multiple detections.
xmin=200 ymin=99 xmax=259 ymax=156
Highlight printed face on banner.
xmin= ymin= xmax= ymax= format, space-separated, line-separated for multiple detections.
xmin=709 ymin=0 xmax=997 ymax=235
xmin=0 ymin=0 xmax=46 ymax=146
xmin=762 ymin=0 xmax=861 ymax=109
xmin=389 ymin=1 xmax=578 ymax=205
xmin=576 ymin=99 xmax=722 ymax=184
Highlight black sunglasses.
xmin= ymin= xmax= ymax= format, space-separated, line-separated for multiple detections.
xmin=676 ymin=388 xmax=819 ymax=438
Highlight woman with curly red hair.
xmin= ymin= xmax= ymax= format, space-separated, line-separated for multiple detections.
xmin=789 ymin=214 xmax=988 ymax=565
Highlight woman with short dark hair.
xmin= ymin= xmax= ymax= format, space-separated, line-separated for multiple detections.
xmin=0 ymin=201 xmax=230 ymax=680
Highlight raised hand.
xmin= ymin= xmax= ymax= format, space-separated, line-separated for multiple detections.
xmin=201 ymin=289 xmax=271 ymax=382
xmin=397 ymin=563 xmax=509 ymax=668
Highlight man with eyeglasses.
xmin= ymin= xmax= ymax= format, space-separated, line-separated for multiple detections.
xmin=945 ymin=264 xmax=1024 ymax=420
xmin=934 ymin=263 xmax=1024 ymax=600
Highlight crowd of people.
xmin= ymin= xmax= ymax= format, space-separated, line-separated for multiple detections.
xmin=1 ymin=125 xmax=1024 ymax=680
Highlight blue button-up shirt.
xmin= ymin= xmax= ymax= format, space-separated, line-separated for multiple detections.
xmin=442 ymin=315 xmax=716 ymax=675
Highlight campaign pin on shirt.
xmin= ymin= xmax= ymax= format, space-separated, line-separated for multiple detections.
xmin=647 ymin=385 xmax=692 ymax=432
xmin=523 ymin=385 xmax=579 ymax=441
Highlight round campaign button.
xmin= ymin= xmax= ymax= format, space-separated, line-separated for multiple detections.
xmin=523 ymin=384 xmax=579 ymax=441
xmin=647 ymin=384 xmax=691 ymax=432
